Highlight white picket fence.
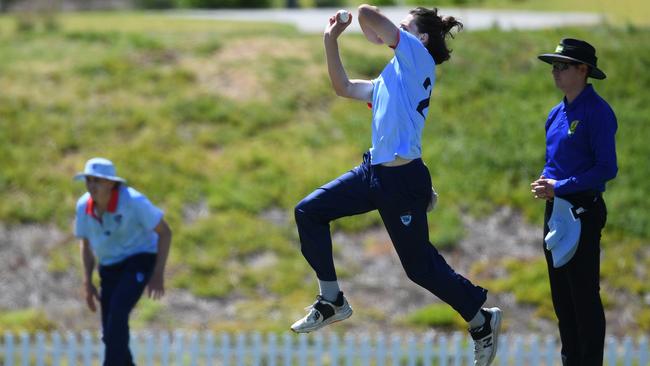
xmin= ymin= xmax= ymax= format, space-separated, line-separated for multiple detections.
xmin=1 ymin=331 xmax=649 ymax=366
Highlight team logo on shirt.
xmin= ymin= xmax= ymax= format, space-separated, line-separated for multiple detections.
xmin=568 ymin=120 xmax=580 ymax=136
xmin=400 ymin=213 xmax=412 ymax=226
xmin=136 ymin=272 xmax=145 ymax=283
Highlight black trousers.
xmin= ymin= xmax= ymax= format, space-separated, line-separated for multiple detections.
xmin=543 ymin=193 xmax=607 ymax=366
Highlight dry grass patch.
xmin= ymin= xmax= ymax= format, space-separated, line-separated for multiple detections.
xmin=180 ymin=37 xmax=317 ymax=102
xmin=180 ymin=56 xmax=263 ymax=102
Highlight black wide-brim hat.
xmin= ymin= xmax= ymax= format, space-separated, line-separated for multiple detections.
xmin=538 ymin=38 xmax=606 ymax=80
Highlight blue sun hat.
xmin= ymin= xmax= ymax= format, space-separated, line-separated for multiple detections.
xmin=545 ymin=197 xmax=582 ymax=268
xmin=74 ymin=157 xmax=126 ymax=183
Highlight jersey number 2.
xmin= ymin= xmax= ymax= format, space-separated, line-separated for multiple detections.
xmin=416 ymin=77 xmax=432 ymax=118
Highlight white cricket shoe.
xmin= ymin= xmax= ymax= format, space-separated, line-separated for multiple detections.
xmin=290 ymin=292 xmax=353 ymax=333
xmin=469 ymin=307 xmax=502 ymax=366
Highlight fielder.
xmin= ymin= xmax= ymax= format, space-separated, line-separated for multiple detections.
xmin=74 ymin=157 xmax=172 ymax=366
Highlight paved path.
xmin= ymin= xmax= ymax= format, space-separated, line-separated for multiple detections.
xmin=172 ymin=7 xmax=603 ymax=33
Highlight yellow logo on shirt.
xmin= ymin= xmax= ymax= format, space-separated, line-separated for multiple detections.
xmin=568 ymin=120 xmax=580 ymax=136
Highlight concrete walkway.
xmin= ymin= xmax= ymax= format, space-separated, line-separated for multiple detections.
xmin=172 ymin=7 xmax=603 ymax=33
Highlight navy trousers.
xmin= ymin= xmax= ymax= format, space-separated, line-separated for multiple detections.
xmin=544 ymin=193 xmax=607 ymax=366
xmin=99 ymin=253 xmax=156 ymax=366
xmin=295 ymin=153 xmax=487 ymax=321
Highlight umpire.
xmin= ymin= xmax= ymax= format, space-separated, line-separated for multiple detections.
xmin=530 ymin=38 xmax=618 ymax=365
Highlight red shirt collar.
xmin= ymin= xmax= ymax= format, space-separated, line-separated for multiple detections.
xmin=390 ymin=28 xmax=400 ymax=49
xmin=85 ymin=188 xmax=120 ymax=219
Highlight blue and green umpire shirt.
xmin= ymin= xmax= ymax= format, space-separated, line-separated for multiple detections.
xmin=542 ymin=84 xmax=618 ymax=195
xmin=75 ymin=184 xmax=163 ymax=266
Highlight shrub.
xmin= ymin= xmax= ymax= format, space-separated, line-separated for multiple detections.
xmin=373 ymin=0 xmax=395 ymax=5
xmin=404 ymin=303 xmax=465 ymax=329
xmin=314 ymin=0 xmax=343 ymax=7
xmin=134 ymin=0 xmax=177 ymax=9
xmin=180 ymin=0 xmax=271 ymax=8
xmin=14 ymin=13 xmax=36 ymax=33
xmin=0 ymin=309 xmax=56 ymax=333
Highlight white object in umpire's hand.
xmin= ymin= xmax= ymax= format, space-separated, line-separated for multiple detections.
xmin=545 ymin=197 xmax=582 ymax=268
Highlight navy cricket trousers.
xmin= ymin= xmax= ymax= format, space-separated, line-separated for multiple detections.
xmin=99 ymin=253 xmax=156 ymax=366
xmin=295 ymin=153 xmax=487 ymax=321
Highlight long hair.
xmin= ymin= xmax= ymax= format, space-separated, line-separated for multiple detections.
xmin=410 ymin=7 xmax=463 ymax=65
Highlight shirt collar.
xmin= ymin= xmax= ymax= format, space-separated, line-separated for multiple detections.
xmin=563 ymin=84 xmax=594 ymax=112
xmin=85 ymin=187 xmax=120 ymax=219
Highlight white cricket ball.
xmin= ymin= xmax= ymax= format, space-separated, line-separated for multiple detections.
xmin=337 ymin=9 xmax=350 ymax=23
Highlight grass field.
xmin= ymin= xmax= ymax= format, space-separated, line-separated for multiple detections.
xmin=0 ymin=10 xmax=649 ymax=333
xmin=348 ymin=0 xmax=650 ymax=26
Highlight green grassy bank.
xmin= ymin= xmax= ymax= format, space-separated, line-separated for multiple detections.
xmin=0 ymin=13 xmax=648 ymax=333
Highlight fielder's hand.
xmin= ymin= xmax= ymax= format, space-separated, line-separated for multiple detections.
xmin=147 ymin=271 xmax=165 ymax=300
xmin=84 ymin=282 xmax=100 ymax=312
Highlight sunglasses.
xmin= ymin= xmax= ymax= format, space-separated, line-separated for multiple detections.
xmin=552 ymin=61 xmax=581 ymax=71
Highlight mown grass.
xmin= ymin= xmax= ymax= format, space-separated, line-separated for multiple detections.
xmin=0 ymin=12 xmax=648 ymax=332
